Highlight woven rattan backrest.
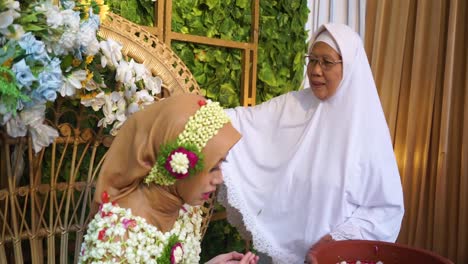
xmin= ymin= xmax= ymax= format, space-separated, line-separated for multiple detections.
xmin=0 ymin=13 xmax=214 ymax=264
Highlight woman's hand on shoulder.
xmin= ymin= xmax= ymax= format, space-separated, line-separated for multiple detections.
xmin=206 ymin=251 xmax=259 ymax=264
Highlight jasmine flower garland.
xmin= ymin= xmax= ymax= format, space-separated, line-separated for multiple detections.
xmin=78 ymin=201 xmax=203 ymax=264
xmin=144 ymin=100 xmax=230 ymax=186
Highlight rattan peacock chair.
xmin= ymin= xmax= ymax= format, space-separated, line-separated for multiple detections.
xmin=0 ymin=13 xmax=215 ymax=264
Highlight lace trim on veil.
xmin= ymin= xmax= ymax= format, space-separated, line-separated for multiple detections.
xmin=218 ymin=173 xmax=302 ymax=263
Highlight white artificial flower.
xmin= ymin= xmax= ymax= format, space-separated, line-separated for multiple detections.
xmin=60 ymin=70 xmax=87 ymax=96
xmin=83 ymin=79 xmax=103 ymax=91
xmin=0 ymin=1 xmax=20 ymax=28
xmin=5 ymin=0 xmax=20 ymax=10
xmin=18 ymin=105 xmax=59 ymax=153
xmin=78 ymin=23 xmax=100 ymax=55
xmin=116 ymin=60 xmax=135 ymax=84
xmin=53 ymin=31 xmax=77 ymax=55
xmin=126 ymin=102 xmax=140 ymax=115
xmin=81 ymin=91 xmax=106 ymax=111
xmin=0 ymin=9 xmax=20 ymax=29
xmin=131 ymin=60 xmax=148 ymax=81
xmin=114 ymin=95 xmax=127 ymax=122
xmin=84 ymin=38 xmax=100 ymax=56
xmin=98 ymin=94 xmax=117 ymax=128
xmin=100 ymin=39 xmax=123 ymax=68
xmin=6 ymin=114 xmax=27 ymax=138
xmin=134 ymin=90 xmax=154 ymax=106
xmin=44 ymin=5 xmax=63 ymax=28
xmin=61 ymin=9 xmax=80 ymax=32
xmin=144 ymin=76 xmax=162 ymax=95
xmin=0 ymin=24 xmax=24 ymax=40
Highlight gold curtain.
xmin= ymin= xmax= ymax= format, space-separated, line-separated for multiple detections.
xmin=365 ymin=0 xmax=468 ymax=263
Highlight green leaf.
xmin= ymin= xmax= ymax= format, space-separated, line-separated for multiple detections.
xmin=23 ymin=25 xmax=44 ymax=31
xmin=92 ymin=71 xmax=103 ymax=84
xmin=258 ymin=65 xmax=278 ymax=87
xmin=205 ymin=0 xmax=220 ymax=9
xmin=61 ymin=55 xmax=74 ymax=70
xmin=19 ymin=14 xmax=38 ymax=23
xmin=236 ymin=0 xmax=249 ymax=8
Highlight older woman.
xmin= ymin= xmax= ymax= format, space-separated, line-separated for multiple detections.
xmin=218 ymin=23 xmax=404 ymax=263
xmin=78 ymin=94 xmax=259 ymax=264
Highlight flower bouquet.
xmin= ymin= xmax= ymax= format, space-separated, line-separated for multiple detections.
xmin=0 ymin=0 xmax=163 ymax=153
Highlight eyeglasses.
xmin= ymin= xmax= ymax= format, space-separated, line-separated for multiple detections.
xmin=304 ymin=55 xmax=342 ymax=71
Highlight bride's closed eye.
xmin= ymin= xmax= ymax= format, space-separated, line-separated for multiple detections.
xmin=209 ymin=158 xmax=228 ymax=172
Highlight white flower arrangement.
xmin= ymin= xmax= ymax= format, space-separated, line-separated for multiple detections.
xmin=79 ymin=201 xmax=202 ymax=264
xmin=0 ymin=0 xmax=163 ymax=153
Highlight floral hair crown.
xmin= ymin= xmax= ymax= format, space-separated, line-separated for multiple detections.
xmin=144 ymin=99 xmax=230 ymax=186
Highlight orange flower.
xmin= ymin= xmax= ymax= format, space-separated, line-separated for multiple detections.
xmin=80 ymin=91 xmax=98 ymax=100
xmin=2 ymin=58 xmax=13 ymax=67
xmin=72 ymin=59 xmax=82 ymax=67
xmin=85 ymin=55 xmax=94 ymax=65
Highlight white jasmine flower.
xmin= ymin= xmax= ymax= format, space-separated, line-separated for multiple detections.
xmin=170 ymin=152 xmax=190 ymax=174
xmin=173 ymin=246 xmax=183 ymax=263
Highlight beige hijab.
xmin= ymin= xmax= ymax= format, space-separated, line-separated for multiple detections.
xmin=93 ymin=94 xmax=241 ymax=232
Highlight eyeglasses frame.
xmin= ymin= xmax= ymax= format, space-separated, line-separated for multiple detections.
xmin=304 ymin=54 xmax=342 ymax=70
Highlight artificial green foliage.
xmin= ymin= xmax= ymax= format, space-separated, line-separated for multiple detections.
xmin=172 ymin=0 xmax=251 ymax=42
xmin=105 ymin=0 xmax=154 ymax=26
xmin=257 ymin=0 xmax=309 ymax=102
xmin=170 ymin=0 xmax=252 ymax=107
xmin=172 ymin=0 xmax=308 ymax=105
xmin=0 ymin=66 xmax=29 ymax=114
xmin=172 ymin=41 xmax=242 ymax=107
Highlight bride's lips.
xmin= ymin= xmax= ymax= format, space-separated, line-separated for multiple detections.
xmin=201 ymin=192 xmax=213 ymax=200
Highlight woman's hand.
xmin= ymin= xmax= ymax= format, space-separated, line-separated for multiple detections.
xmin=304 ymin=234 xmax=335 ymax=264
xmin=206 ymin=251 xmax=259 ymax=264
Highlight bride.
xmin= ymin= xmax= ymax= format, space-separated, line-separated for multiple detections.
xmin=78 ymin=94 xmax=259 ymax=264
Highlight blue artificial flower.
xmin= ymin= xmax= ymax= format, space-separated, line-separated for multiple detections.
xmin=33 ymin=59 xmax=63 ymax=103
xmin=18 ymin=32 xmax=49 ymax=63
xmin=11 ymin=59 xmax=36 ymax=89
xmin=18 ymin=33 xmax=45 ymax=56
xmin=87 ymin=13 xmax=101 ymax=30
xmin=48 ymin=57 xmax=62 ymax=78
xmin=60 ymin=0 xmax=76 ymax=10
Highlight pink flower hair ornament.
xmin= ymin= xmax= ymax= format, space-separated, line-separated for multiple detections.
xmin=144 ymin=99 xmax=230 ymax=186
xmin=170 ymin=242 xmax=184 ymax=264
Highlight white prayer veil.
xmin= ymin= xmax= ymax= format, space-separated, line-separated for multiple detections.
xmin=218 ymin=23 xmax=404 ymax=264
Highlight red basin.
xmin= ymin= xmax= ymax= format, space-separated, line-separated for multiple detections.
xmin=309 ymin=240 xmax=454 ymax=264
